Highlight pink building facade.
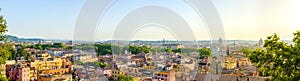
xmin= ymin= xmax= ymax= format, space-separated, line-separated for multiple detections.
xmin=6 ymin=65 xmax=30 ymax=81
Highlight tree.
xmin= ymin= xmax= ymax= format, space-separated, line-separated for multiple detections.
xmin=111 ymin=45 xmax=122 ymax=54
xmin=98 ymin=62 xmax=109 ymax=68
xmin=172 ymin=48 xmax=181 ymax=53
xmin=52 ymin=43 xmax=65 ymax=48
xmin=0 ymin=43 xmax=11 ymax=64
xmin=199 ymin=48 xmax=212 ymax=57
xmin=239 ymin=48 xmax=252 ymax=56
xmin=248 ymin=32 xmax=300 ymax=80
xmin=128 ymin=45 xmax=150 ymax=54
xmin=0 ymin=9 xmax=7 ymax=41
xmin=128 ymin=45 xmax=141 ymax=54
xmin=95 ymin=44 xmax=123 ymax=56
xmin=0 ymin=8 xmax=13 ymax=80
xmin=164 ymin=48 xmax=172 ymax=53
xmin=16 ymin=46 xmax=30 ymax=61
xmin=142 ymin=46 xmax=150 ymax=53
xmin=35 ymin=44 xmax=43 ymax=50
xmin=7 ymin=43 xmax=16 ymax=60
xmin=65 ymin=46 xmax=72 ymax=49
xmin=116 ymin=74 xmax=133 ymax=81
xmin=41 ymin=44 xmax=52 ymax=50
xmin=0 ymin=8 xmax=10 ymax=63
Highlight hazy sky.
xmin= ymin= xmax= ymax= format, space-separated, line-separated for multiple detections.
xmin=0 ymin=0 xmax=299 ymax=40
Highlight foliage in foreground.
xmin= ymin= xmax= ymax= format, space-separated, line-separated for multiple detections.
xmin=248 ymin=31 xmax=300 ymax=80
xmin=0 ymin=8 xmax=12 ymax=80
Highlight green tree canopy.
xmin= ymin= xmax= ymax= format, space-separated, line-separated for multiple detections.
xmin=239 ymin=48 xmax=252 ymax=56
xmin=72 ymin=44 xmax=94 ymax=50
xmin=128 ymin=45 xmax=151 ymax=54
xmin=248 ymin=31 xmax=300 ymax=80
xmin=0 ymin=9 xmax=11 ymax=64
xmin=95 ymin=44 xmax=123 ymax=56
xmin=35 ymin=44 xmax=43 ymax=50
xmin=26 ymin=43 xmax=67 ymax=50
xmin=0 ymin=9 xmax=7 ymax=41
xmin=0 ymin=8 xmax=15 ymax=80
xmin=164 ymin=48 xmax=172 ymax=53
xmin=52 ymin=43 xmax=65 ymax=48
xmin=16 ymin=46 xmax=30 ymax=61
xmin=7 ymin=43 xmax=16 ymax=60
xmin=172 ymin=48 xmax=181 ymax=53
xmin=0 ymin=43 xmax=11 ymax=64
xmin=41 ymin=44 xmax=52 ymax=50
xmin=116 ymin=74 xmax=133 ymax=81
xmin=142 ymin=46 xmax=150 ymax=53
xmin=199 ymin=48 xmax=212 ymax=57
xmin=98 ymin=62 xmax=109 ymax=68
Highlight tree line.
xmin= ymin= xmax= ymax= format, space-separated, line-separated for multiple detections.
xmin=26 ymin=43 xmax=69 ymax=50
xmin=94 ymin=44 xmax=212 ymax=57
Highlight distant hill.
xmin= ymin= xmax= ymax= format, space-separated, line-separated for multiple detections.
xmin=6 ymin=35 xmax=45 ymax=42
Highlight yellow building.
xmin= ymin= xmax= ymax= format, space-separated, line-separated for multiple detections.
xmin=30 ymin=69 xmax=36 ymax=80
xmin=37 ymin=53 xmax=51 ymax=58
xmin=44 ymin=68 xmax=70 ymax=75
xmin=161 ymin=43 xmax=184 ymax=49
xmin=38 ymin=74 xmax=72 ymax=81
xmin=142 ymin=65 xmax=155 ymax=70
xmin=1 ymin=60 xmax=16 ymax=78
xmin=38 ymin=68 xmax=71 ymax=81
xmin=222 ymin=56 xmax=237 ymax=69
xmin=34 ymin=53 xmax=73 ymax=81
xmin=225 ymin=56 xmax=236 ymax=63
xmin=0 ymin=64 xmax=5 ymax=78
xmin=112 ymin=69 xmax=125 ymax=79
xmin=238 ymin=57 xmax=251 ymax=67
xmin=34 ymin=57 xmax=72 ymax=71
xmin=133 ymin=77 xmax=141 ymax=81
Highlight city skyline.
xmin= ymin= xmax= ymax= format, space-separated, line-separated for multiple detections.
xmin=0 ymin=1 xmax=299 ymax=81
xmin=0 ymin=0 xmax=299 ymax=40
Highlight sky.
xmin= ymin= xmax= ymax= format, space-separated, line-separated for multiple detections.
xmin=0 ymin=0 xmax=299 ymax=40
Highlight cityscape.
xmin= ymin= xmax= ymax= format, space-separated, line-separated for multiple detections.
xmin=0 ymin=0 xmax=300 ymax=81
